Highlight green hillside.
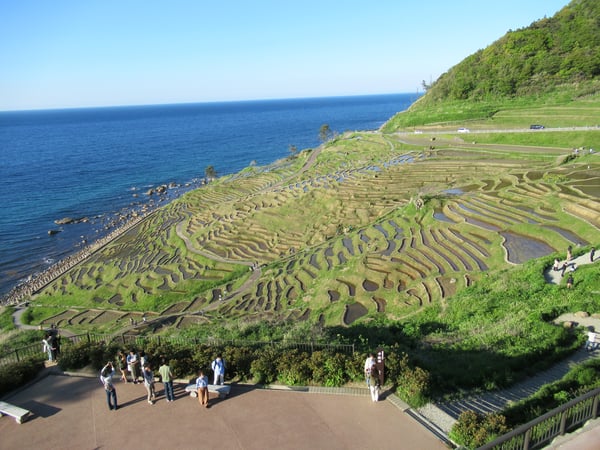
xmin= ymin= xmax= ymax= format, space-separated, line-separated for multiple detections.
xmin=6 ymin=0 xmax=600 ymax=409
xmin=383 ymin=0 xmax=600 ymax=132
xmin=426 ymin=0 xmax=599 ymax=102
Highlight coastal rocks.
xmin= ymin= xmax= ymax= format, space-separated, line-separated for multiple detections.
xmin=48 ymin=229 xmax=62 ymax=235
xmin=54 ymin=217 xmax=88 ymax=225
xmin=146 ymin=184 xmax=172 ymax=196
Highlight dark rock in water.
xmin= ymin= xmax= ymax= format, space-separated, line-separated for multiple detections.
xmin=54 ymin=217 xmax=88 ymax=225
xmin=48 ymin=229 xmax=62 ymax=235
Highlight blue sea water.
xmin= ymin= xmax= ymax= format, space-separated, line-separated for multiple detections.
xmin=0 ymin=93 xmax=417 ymax=297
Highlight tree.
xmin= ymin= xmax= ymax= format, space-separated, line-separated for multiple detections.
xmin=319 ymin=124 xmax=333 ymax=143
xmin=204 ymin=165 xmax=217 ymax=181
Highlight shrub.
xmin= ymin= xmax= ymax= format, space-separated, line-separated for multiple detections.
xmin=192 ymin=345 xmax=218 ymax=376
xmin=449 ymin=410 xmax=508 ymax=449
xmin=223 ymin=346 xmax=255 ymax=381
xmin=58 ymin=340 xmax=117 ymax=371
xmin=322 ymin=352 xmax=348 ymax=387
xmin=276 ymin=349 xmax=311 ymax=385
xmin=250 ymin=347 xmax=280 ymax=384
xmin=394 ymin=352 xmax=431 ymax=407
xmin=0 ymin=356 xmax=45 ymax=397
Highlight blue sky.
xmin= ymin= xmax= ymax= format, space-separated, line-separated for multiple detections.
xmin=0 ymin=0 xmax=569 ymax=111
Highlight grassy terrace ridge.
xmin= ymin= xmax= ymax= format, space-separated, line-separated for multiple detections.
xmin=6 ymin=93 xmax=597 ymax=396
xmin=28 ymin=97 xmax=599 ymax=329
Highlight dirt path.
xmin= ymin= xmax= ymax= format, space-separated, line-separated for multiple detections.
xmin=544 ymin=249 xmax=598 ymax=285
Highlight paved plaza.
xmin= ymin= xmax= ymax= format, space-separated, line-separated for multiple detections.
xmin=0 ymin=374 xmax=447 ymax=450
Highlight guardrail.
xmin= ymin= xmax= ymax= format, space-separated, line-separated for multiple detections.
xmin=478 ymin=387 xmax=600 ymax=450
xmin=0 ymin=333 xmax=355 ymax=366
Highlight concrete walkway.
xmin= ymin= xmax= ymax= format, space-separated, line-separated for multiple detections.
xmin=0 ymin=373 xmax=447 ymax=450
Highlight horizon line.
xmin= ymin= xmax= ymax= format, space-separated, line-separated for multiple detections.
xmin=0 ymin=91 xmax=422 ymax=114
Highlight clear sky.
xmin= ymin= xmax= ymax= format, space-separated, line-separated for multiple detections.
xmin=0 ymin=0 xmax=569 ymax=111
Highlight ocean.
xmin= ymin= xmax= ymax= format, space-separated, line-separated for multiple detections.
xmin=0 ymin=93 xmax=417 ymax=298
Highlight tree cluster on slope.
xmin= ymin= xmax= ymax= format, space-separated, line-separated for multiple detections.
xmin=425 ymin=0 xmax=600 ymax=102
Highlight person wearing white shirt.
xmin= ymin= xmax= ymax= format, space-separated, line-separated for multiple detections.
xmin=100 ymin=362 xmax=118 ymax=410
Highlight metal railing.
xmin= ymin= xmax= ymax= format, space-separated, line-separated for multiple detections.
xmin=478 ymin=387 xmax=600 ymax=450
xmin=0 ymin=333 xmax=355 ymax=366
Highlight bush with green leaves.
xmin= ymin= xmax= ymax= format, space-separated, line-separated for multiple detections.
xmin=0 ymin=356 xmax=45 ymax=397
xmin=250 ymin=347 xmax=279 ymax=384
xmin=449 ymin=410 xmax=508 ymax=449
xmin=276 ymin=349 xmax=312 ymax=385
xmin=394 ymin=352 xmax=431 ymax=407
xmin=58 ymin=340 xmax=118 ymax=371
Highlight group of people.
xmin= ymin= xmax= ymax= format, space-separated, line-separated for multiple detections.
xmin=100 ymin=349 xmax=225 ymax=411
xmin=552 ymin=246 xmax=597 ymax=289
xmin=195 ymin=354 xmax=226 ymax=408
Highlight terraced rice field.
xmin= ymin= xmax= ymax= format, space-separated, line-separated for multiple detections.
xmin=34 ymin=131 xmax=600 ymax=331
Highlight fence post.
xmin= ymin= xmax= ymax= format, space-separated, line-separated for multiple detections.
xmin=157 ymin=336 xmax=161 ymax=346
xmin=87 ymin=332 xmax=91 ymax=343
xmin=523 ymin=428 xmax=531 ymax=450
xmin=15 ymin=349 xmax=20 ymax=363
xmin=592 ymin=394 xmax=599 ymax=419
xmin=559 ymin=410 xmax=567 ymax=435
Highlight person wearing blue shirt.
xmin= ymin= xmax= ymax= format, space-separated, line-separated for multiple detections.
xmin=196 ymin=369 xmax=209 ymax=407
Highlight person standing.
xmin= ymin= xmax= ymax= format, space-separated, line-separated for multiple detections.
xmin=159 ymin=358 xmax=175 ymax=402
xmin=369 ymin=363 xmax=381 ymax=402
xmin=127 ymin=349 xmax=140 ymax=384
xmin=100 ymin=362 xmax=118 ymax=410
xmin=364 ymin=353 xmax=376 ymax=387
xmin=116 ymin=350 xmax=128 ymax=383
xmin=42 ymin=334 xmax=53 ymax=361
xmin=196 ymin=369 xmax=209 ymax=408
xmin=591 ymin=247 xmax=596 ymax=262
xmin=211 ymin=355 xmax=226 ymax=385
xmin=139 ymin=351 xmax=148 ymax=373
xmin=143 ymin=364 xmax=156 ymax=404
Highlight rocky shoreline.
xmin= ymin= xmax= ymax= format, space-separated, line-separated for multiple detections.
xmin=0 ymin=210 xmax=152 ymax=306
xmin=0 ymin=176 xmax=208 ymax=306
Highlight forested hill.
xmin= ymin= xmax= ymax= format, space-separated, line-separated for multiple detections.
xmin=422 ymin=0 xmax=600 ymax=103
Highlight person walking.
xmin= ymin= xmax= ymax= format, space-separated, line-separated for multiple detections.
xmin=143 ymin=364 xmax=156 ymax=404
xmin=364 ymin=353 xmax=376 ymax=387
xmin=159 ymin=358 xmax=175 ymax=402
xmin=126 ymin=349 xmax=140 ymax=384
xmin=196 ymin=369 xmax=209 ymax=408
xmin=591 ymin=247 xmax=596 ymax=262
xmin=211 ymin=355 xmax=226 ymax=385
xmin=100 ymin=362 xmax=118 ymax=410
